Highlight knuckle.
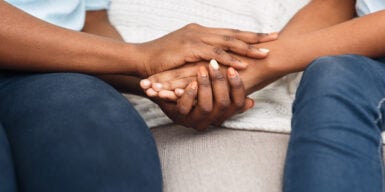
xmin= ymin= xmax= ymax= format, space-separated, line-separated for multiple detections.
xmin=215 ymin=72 xmax=226 ymax=81
xmin=246 ymin=44 xmax=255 ymax=55
xmin=216 ymin=99 xmax=231 ymax=110
xmin=198 ymin=105 xmax=212 ymax=114
xmin=230 ymin=78 xmax=243 ymax=88
xmin=252 ymin=34 xmax=262 ymax=43
xmin=234 ymin=100 xmax=245 ymax=110
xmin=185 ymin=23 xmax=200 ymax=30
xmin=186 ymin=88 xmax=196 ymax=96
xmin=231 ymin=29 xmax=241 ymax=33
xmin=199 ymin=78 xmax=211 ymax=88
xmin=223 ymin=35 xmax=234 ymax=41
xmin=213 ymin=47 xmax=225 ymax=55
xmin=178 ymin=106 xmax=190 ymax=115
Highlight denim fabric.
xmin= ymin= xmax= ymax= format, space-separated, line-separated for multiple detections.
xmin=284 ymin=55 xmax=385 ymax=192
xmin=0 ymin=73 xmax=162 ymax=192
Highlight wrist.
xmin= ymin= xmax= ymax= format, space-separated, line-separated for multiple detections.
xmin=238 ymin=40 xmax=295 ymax=94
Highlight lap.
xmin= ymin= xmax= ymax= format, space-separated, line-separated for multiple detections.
xmin=0 ymin=72 xmax=162 ymax=192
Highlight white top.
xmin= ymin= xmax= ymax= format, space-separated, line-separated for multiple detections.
xmin=356 ymin=0 xmax=385 ymax=16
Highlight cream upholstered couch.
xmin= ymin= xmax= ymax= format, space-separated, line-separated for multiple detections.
xmin=151 ymin=125 xmax=289 ymax=192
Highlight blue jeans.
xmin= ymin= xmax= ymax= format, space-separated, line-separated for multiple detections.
xmin=0 ymin=73 xmax=162 ymax=192
xmin=284 ymin=55 xmax=385 ymax=192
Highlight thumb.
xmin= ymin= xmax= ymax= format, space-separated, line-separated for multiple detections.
xmin=239 ymin=97 xmax=255 ymax=113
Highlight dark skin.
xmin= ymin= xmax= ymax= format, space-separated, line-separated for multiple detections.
xmin=0 ymin=1 xmax=277 ymax=77
xmin=141 ymin=0 xmax=385 ymax=130
xmin=1 ymin=2 xmax=278 ymax=130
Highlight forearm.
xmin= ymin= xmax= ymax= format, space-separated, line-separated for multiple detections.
xmin=0 ymin=1 xmax=142 ymax=75
xmin=270 ymin=10 xmax=385 ymax=74
xmin=242 ymin=6 xmax=385 ymax=93
xmin=279 ymin=0 xmax=356 ymax=38
xmin=82 ymin=10 xmax=124 ymax=41
xmin=80 ymin=10 xmax=145 ymax=95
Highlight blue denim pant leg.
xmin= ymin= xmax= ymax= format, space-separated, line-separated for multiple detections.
xmin=0 ymin=73 xmax=162 ymax=192
xmin=284 ymin=55 xmax=385 ymax=192
xmin=0 ymin=123 xmax=17 ymax=192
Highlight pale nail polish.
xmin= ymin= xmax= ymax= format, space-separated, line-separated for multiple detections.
xmin=199 ymin=66 xmax=208 ymax=77
xmin=258 ymin=48 xmax=270 ymax=53
xmin=228 ymin=67 xmax=237 ymax=78
xmin=210 ymin=59 xmax=219 ymax=70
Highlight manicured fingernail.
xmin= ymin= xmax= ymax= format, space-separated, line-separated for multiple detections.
xmin=228 ymin=67 xmax=238 ymax=78
xmin=210 ymin=59 xmax=219 ymax=70
xmin=175 ymin=88 xmax=184 ymax=96
xmin=191 ymin=81 xmax=198 ymax=90
xmin=140 ymin=79 xmax=151 ymax=89
xmin=153 ymin=83 xmax=163 ymax=90
xmin=258 ymin=48 xmax=270 ymax=53
xmin=199 ymin=66 xmax=208 ymax=77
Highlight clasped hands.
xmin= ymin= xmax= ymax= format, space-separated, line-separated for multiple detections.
xmin=136 ymin=23 xmax=279 ymax=130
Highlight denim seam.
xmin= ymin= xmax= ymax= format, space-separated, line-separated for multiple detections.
xmin=375 ymin=98 xmax=385 ymax=124
xmin=374 ymin=97 xmax=385 ymax=192
xmin=379 ymin=135 xmax=385 ymax=192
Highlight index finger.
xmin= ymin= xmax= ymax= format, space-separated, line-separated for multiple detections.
xmin=206 ymin=27 xmax=279 ymax=44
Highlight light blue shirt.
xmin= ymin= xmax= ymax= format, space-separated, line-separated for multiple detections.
xmin=5 ymin=0 xmax=110 ymax=31
xmin=356 ymin=0 xmax=385 ymax=16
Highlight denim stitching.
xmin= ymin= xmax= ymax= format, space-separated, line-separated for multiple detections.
xmin=374 ymin=97 xmax=385 ymax=192
xmin=375 ymin=98 xmax=385 ymax=125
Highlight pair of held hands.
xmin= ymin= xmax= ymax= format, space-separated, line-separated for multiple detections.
xmin=136 ymin=24 xmax=278 ymax=130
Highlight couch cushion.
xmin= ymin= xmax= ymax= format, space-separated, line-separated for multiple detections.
xmin=151 ymin=125 xmax=290 ymax=192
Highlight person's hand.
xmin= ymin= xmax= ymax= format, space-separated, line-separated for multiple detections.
xmin=140 ymin=40 xmax=286 ymax=99
xmin=136 ymin=23 xmax=278 ymax=77
xmin=153 ymin=63 xmax=254 ymax=130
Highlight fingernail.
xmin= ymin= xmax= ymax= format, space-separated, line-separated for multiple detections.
xmin=146 ymin=88 xmax=158 ymax=97
xmin=258 ymin=48 xmax=270 ymax=53
xmin=191 ymin=81 xmax=198 ymax=90
xmin=228 ymin=67 xmax=238 ymax=78
xmin=140 ymin=79 xmax=151 ymax=88
xmin=175 ymin=88 xmax=184 ymax=96
xmin=153 ymin=83 xmax=163 ymax=90
xmin=199 ymin=66 xmax=208 ymax=77
xmin=210 ymin=59 xmax=219 ymax=70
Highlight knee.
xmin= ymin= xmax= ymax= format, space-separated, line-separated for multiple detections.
xmin=5 ymin=73 xmax=143 ymax=127
xmin=23 ymin=73 xmax=123 ymax=114
xmin=303 ymin=55 xmax=366 ymax=87
xmin=296 ymin=55 xmax=370 ymax=97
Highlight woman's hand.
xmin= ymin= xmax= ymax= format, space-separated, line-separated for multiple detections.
xmin=136 ymin=23 xmax=277 ymax=77
xmin=154 ymin=63 xmax=253 ymax=130
xmin=140 ymin=39 xmax=289 ymax=100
